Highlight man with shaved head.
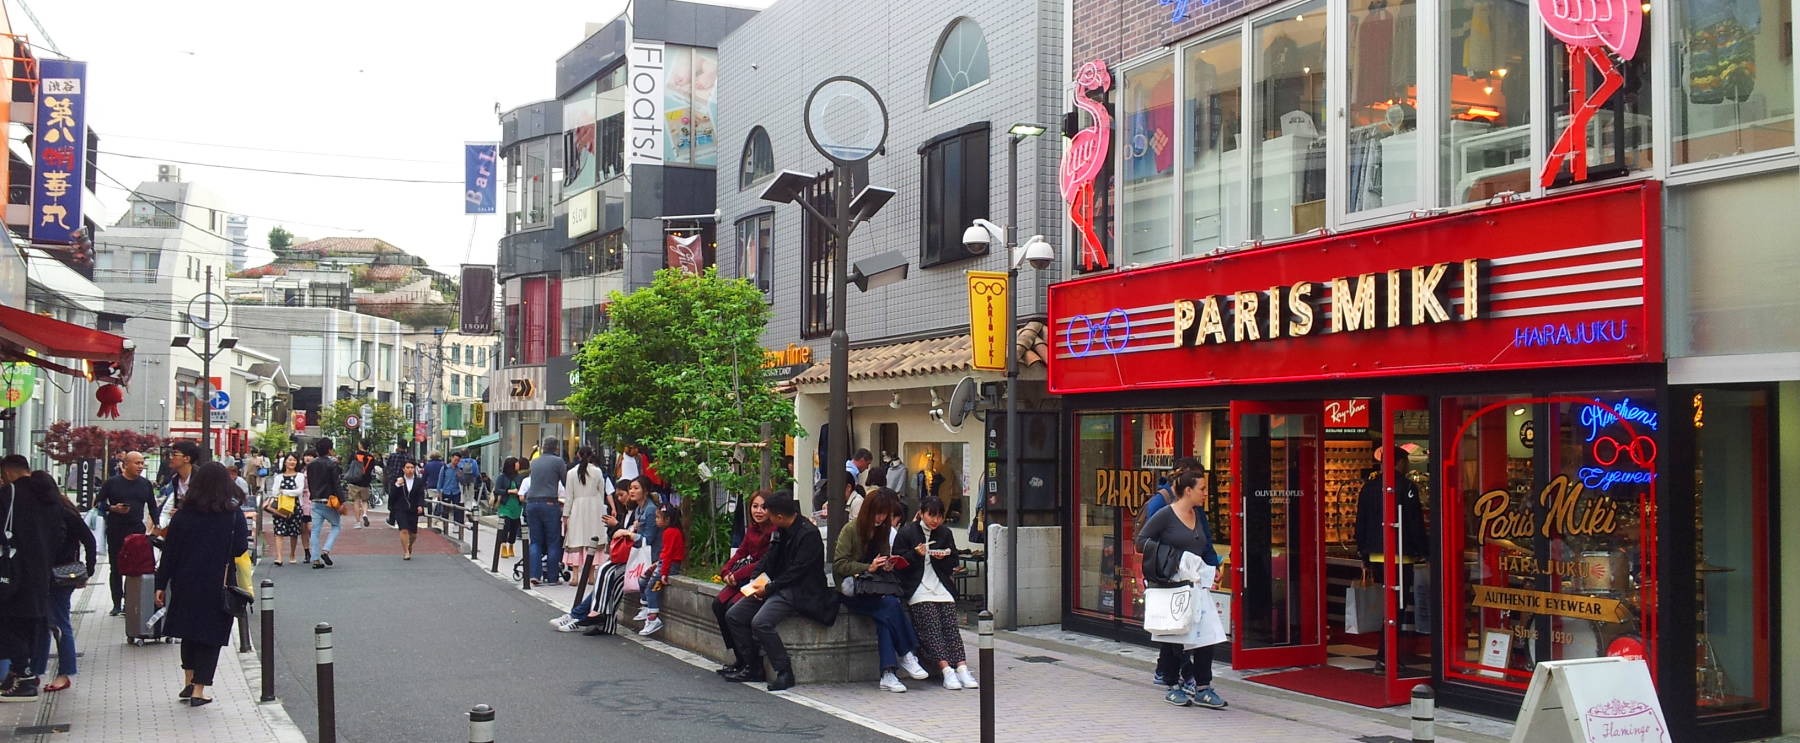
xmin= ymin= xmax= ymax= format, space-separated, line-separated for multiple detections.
xmin=95 ymin=451 xmax=159 ymax=616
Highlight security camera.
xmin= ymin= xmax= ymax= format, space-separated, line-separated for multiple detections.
xmin=928 ymin=408 xmax=945 ymax=423
xmin=889 ymin=392 xmax=902 ymax=409
xmin=963 ymin=219 xmax=1004 ymax=253
xmin=1015 ymin=235 xmax=1055 ymax=271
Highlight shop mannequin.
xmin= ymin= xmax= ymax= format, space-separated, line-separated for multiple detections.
xmin=1355 ymin=446 xmax=1429 ymax=668
xmin=916 ymin=452 xmax=943 ymax=511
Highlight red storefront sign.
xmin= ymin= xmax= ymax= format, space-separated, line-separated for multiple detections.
xmin=1047 ymin=183 xmax=1661 ymax=393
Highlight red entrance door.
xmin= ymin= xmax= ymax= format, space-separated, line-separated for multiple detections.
xmin=1378 ymin=394 xmax=1432 ymax=704
xmin=1229 ymin=400 xmax=1326 ymax=669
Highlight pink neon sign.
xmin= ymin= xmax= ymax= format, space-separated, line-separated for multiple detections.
xmin=1537 ymin=0 xmax=1644 ymax=187
xmin=1060 ymin=60 xmax=1113 ymax=272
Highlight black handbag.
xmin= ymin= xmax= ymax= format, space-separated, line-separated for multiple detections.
xmin=51 ymin=561 xmax=88 ymax=588
xmin=222 ymin=570 xmax=254 ymax=615
xmin=1139 ymin=538 xmax=1188 ymax=588
xmin=849 ymin=570 xmax=904 ymax=596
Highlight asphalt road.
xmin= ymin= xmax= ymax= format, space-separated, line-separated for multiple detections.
xmin=254 ymin=523 xmax=896 ymax=742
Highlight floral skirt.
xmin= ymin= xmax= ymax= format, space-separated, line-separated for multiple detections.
xmin=273 ymin=514 xmax=305 ymax=537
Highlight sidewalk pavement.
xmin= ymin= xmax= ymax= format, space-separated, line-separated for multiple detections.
xmin=463 ymin=514 xmax=1515 ymax=743
xmin=1 ymin=553 xmax=305 ymax=743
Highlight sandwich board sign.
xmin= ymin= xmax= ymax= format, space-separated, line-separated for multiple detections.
xmin=1510 ymin=656 xmax=1670 ymax=743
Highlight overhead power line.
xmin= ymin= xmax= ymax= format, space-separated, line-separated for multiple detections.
xmin=100 ymin=151 xmax=463 ymax=184
xmin=93 ymin=181 xmax=367 ymax=234
xmin=102 ymin=133 xmax=458 ymax=165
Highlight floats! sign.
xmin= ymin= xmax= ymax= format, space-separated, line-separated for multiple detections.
xmin=1046 ymin=183 xmax=1661 ymax=393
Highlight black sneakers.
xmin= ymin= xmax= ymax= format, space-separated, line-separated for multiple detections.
xmin=320 ymin=552 xmax=334 ymax=566
xmin=0 ymin=675 xmax=39 ymax=702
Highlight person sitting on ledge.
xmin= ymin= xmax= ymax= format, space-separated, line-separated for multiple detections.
xmin=723 ymin=491 xmax=839 ymax=691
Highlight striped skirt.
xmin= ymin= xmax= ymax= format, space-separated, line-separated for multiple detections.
xmin=585 ymin=562 xmax=629 ymax=635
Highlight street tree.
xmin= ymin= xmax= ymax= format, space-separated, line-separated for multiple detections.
xmin=268 ymin=225 xmax=296 ymax=259
xmin=565 ymin=267 xmax=800 ymax=569
xmin=253 ymin=423 xmax=294 ymax=457
xmin=38 ymin=422 xmax=166 ymax=463
xmin=316 ymin=399 xmax=407 ymax=452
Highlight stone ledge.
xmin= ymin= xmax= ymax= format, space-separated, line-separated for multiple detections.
xmin=639 ymin=575 xmax=883 ymax=684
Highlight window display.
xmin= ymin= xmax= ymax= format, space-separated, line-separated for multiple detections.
xmin=1252 ymin=2 xmax=1327 ymax=239
xmin=1182 ymin=35 xmax=1244 ymax=252
xmin=1346 ymin=0 xmax=1419 ymax=213
xmin=1121 ymin=57 xmax=1177 ymax=264
xmin=1441 ymin=0 xmax=1533 ymax=204
xmin=1669 ymin=0 xmax=1795 ymax=164
xmin=1689 ymin=388 xmax=1774 ymax=715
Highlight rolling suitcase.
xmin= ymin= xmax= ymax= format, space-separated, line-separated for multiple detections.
xmin=123 ymin=574 xmax=169 ymax=645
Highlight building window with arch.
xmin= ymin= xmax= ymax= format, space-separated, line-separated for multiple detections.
xmin=929 ymin=18 xmax=990 ymax=104
xmin=739 ymin=127 xmax=775 ymax=190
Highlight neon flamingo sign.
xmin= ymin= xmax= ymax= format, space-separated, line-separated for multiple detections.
xmin=1061 ymin=60 xmax=1113 ymax=272
xmin=1537 ymin=0 xmax=1644 ymax=186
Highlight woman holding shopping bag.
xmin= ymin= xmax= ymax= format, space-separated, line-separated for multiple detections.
xmin=1135 ymin=468 xmax=1227 ymax=709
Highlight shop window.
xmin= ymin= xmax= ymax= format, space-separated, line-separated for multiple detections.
xmin=929 ymin=18 xmax=990 ymax=104
xmin=1688 ymin=387 xmax=1775 ymax=716
xmin=1072 ymin=414 xmax=1123 ymax=618
xmin=1182 ymin=34 xmax=1245 ymax=253
xmin=1669 ymin=0 xmax=1795 ymax=165
xmin=515 ymin=139 xmax=551 ymax=231
xmin=1346 ymin=0 xmax=1420 ymax=215
xmin=1251 ymin=3 xmax=1327 ymax=240
xmin=562 ymin=304 xmax=608 ymax=353
xmin=901 ymin=442 xmax=967 ymax=524
xmin=735 ymin=212 xmax=774 ymax=298
xmin=1665 ymin=170 xmax=1800 ymax=357
xmin=739 ymin=127 xmax=774 ymax=190
xmin=1120 ymin=56 xmax=1177 ymax=264
xmin=919 ymin=123 xmax=991 ymax=267
xmin=1440 ymin=0 xmax=1534 ymax=204
xmin=1543 ymin=26 xmax=1654 ymax=185
xmin=1443 ymin=392 xmax=1658 ymax=688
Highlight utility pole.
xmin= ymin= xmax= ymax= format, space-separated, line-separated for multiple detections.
xmin=431 ymin=328 xmax=446 ymax=457
xmin=175 ymin=266 xmax=235 ymax=460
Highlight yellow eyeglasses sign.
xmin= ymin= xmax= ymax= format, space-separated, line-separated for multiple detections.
xmin=967 ymin=271 xmax=1010 ymax=371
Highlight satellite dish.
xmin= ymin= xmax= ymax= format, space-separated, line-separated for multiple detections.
xmin=943 ymin=376 xmax=980 ymax=431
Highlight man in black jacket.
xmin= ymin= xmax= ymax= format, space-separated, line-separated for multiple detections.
xmin=0 ymin=457 xmax=64 ymax=698
xmin=95 ymin=451 xmax=159 ymax=615
xmin=724 ymin=491 xmax=838 ymax=690
xmin=306 ymin=438 xmax=347 ymax=569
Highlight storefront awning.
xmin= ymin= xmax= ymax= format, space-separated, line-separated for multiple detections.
xmin=790 ymin=321 xmax=1048 ymax=388
xmin=457 ymin=432 xmax=501 ymax=449
xmin=0 ymin=303 xmax=134 ymax=383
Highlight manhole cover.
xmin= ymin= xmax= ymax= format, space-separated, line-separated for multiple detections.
xmin=1017 ymin=655 xmax=1061 ymax=664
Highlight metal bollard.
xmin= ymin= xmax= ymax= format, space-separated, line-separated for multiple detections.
xmin=520 ymin=532 xmax=532 ymax=590
xmin=1411 ymin=683 xmax=1436 ymax=743
xmin=978 ymin=610 xmax=995 ymax=743
xmin=469 ymin=515 xmax=480 ymax=560
xmin=259 ymin=580 xmax=275 ymax=702
xmin=315 ymin=623 xmax=336 ymax=743
xmin=457 ymin=506 xmax=467 ymax=543
xmin=468 ymin=703 xmax=496 ymax=743
xmin=489 ymin=527 xmax=502 ymax=573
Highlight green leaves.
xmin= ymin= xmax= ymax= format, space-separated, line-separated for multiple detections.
xmin=317 ymin=398 xmax=408 ymax=451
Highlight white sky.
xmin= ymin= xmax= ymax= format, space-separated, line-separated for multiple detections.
xmin=17 ymin=0 xmax=768 ymax=273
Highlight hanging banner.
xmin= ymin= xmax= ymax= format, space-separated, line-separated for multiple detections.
xmin=463 ymin=142 xmax=498 ymax=214
xmin=459 ymin=264 xmax=496 ymax=335
xmin=664 ymin=232 xmax=704 ymax=274
xmin=968 ymin=270 xmax=1010 ymax=371
xmin=626 ymin=41 xmax=666 ymax=166
xmin=31 ymin=59 xmax=88 ymax=245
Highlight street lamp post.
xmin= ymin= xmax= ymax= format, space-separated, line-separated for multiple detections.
xmin=173 ymin=266 xmax=237 ymax=457
xmin=760 ymin=75 xmax=904 ymax=548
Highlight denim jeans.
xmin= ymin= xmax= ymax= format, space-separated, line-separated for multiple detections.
xmin=32 ymin=586 xmax=76 ymax=677
xmin=525 ymin=501 xmax=563 ymax=583
xmin=841 ymin=594 xmax=920 ymax=672
xmin=310 ymin=502 xmax=342 ymax=554
xmin=641 ymin=560 xmax=681 ymax=613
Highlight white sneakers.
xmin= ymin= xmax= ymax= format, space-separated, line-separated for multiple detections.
xmin=879 ymin=671 xmax=907 ymax=693
xmin=898 ymin=652 xmax=929 ymax=680
xmin=550 ymin=615 xmax=580 ymax=632
xmin=638 ymin=617 xmax=663 ymax=635
xmin=956 ymin=665 xmax=979 ymax=689
xmin=942 ymin=672 xmax=963 ymax=690
xmin=633 ymin=607 xmax=653 ymax=621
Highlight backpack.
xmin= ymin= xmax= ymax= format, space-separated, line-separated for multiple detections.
xmin=346 ymin=453 xmax=373 ymax=485
xmin=118 ymin=532 xmax=158 ymax=576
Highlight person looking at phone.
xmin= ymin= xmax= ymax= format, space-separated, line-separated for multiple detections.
xmin=96 ymin=451 xmax=160 ymax=616
xmin=832 ymin=487 xmax=929 ymax=693
xmin=895 ymin=496 xmax=979 ymax=690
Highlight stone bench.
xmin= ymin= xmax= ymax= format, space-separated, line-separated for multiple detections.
xmin=615 ymin=575 xmax=883 ymax=684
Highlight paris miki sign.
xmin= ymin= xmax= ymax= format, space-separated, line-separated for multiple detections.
xmin=1046 ymin=182 xmax=1662 ymax=393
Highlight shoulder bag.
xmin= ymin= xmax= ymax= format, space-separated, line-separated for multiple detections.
xmin=51 ymin=560 xmax=88 ymax=588
xmin=222 ymin=565 xmax=255 ymax=616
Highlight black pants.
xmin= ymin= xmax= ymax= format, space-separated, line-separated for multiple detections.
xmin=180 ymin=640 xmax=223 ymax=686
xmin=499 ymin=516 xmax=521 ymax=545
xmin=726 ymin=594 xmax=800 ymax=671
xmin=1155 ymin=641 xmax=1216 ymax=686
xmin=107 ymin=533 xmax=132 ymax=608
xmin=713 ymin=598 xmax=736 ymax=654
xmin=0 ymin=617 xmax=41 ymax=673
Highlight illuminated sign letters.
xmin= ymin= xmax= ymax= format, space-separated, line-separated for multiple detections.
xmin=1170 ymin=260 xmax=1479 ymax=349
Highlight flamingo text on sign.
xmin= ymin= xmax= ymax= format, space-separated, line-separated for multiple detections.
xmin=1537 ymin=0 xmax=1643 ymax=187
xmin=1061 ymin=60 xmax=1113 ymax=272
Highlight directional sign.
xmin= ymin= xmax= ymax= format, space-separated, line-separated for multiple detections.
xmin=345 ymin=414 xmax=361 ymax=430
xmin=509 ymin=378 xmax=536 ymax=398
xmin=210 ymin=409 xmax=228 ymax=425
xmin=208 ymin=390 xmax=230 ymax=411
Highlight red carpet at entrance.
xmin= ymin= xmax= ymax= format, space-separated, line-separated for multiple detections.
xmin=1246 ymin=666 xmax=1396 ymax=708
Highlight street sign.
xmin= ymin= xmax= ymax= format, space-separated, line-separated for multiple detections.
xmin=208 ymin=390 xmax=230 ymax=411
xmin=209 ymin=409 xmax=228 ymax=425
xmin=345 ymin=414 xmax=361 ymax=430
xmin=292 ymin=411 xmax=307 ymax=430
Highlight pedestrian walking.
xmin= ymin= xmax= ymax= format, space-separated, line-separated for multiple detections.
xmin=388 ymin=461 xmax=427 ymax=560
xmin=637 ymin=504 xmax=685 ymax=636
xmin=96 ymin=451 xmax=161 ymax=615
xmin=522 ymin=438 xmax=567 ymax=586
xmin=33 ymin=488 xmax=96 ymax=693
xmin=456 ymin=451 xmax=481 ymax=504
xmin=562 ymin=447 xmax=608 ymax=572
xmin=0 ymin=457 xmax=66 ymax=702
xmin=162 ymin=441 xmax=203 ymax=516
xmin=832 ymin=488 xmax=929 ymax=693
xmin=712 ymin=490 xmax=774 ymax=677
xmin=1136 ymin=456 xmax=1204 ymax=687
xmin=261 ymin=455 xmax=308 ymax=566
xmin=383 ymin=444 xmax=413 ymax=527
xmin=154 ymin=462 xmax=249 ymax=707
xmin=492 ymin=458 xmax=523 ymax=559
xmin=1136 ymin=468 xmax=1227 ymax=710
xmin=724 ymin=491 xmax=839 ymax=690
xmin=345 ymin=443 xmax=378 ymax=529
xmin=895 ymin=497 xmax=979 ymax=690
xmin=438 ymin=452 xmax=466 ymax=519
xmin=422 ymin=452 xmax=444 ymax=515
xmin=306 ymin=438 xmax=347 ymax=569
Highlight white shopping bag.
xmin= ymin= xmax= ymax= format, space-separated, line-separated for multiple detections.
xmin=1143 ymin=585 xmax=1195 ymax=634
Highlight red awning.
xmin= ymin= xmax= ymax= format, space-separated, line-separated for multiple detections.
xmin=0 ymin=303 xmax=134 ymax=383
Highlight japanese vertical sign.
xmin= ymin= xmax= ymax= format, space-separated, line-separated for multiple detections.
xmin=463 ymin=142 xmax=498 ymax=214
xmin=967 ymin=270 xmax=1010 ymax=371
xmin=31 ymin=59 xmax=87 ymax=245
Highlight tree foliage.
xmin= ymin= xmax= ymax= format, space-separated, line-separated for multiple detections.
xmin=316 ymin=399 xmax=408 ymax=452
xmin=268 ymin=225 xmax=296 ymax=259
xmin=37 ymin=422 xmax=167 ymax=464
xmin=565 ymin=268 xmax=800 ymax=566
xmin=253 ymin=423 xmax=294 ymax=457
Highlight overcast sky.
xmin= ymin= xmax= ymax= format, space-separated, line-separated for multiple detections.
xmin=17 ymin=0 xmax=768 ymax=273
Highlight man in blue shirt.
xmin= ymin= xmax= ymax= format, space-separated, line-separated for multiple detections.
xmin=437 ymin=452 xmax=465 ymax=518
xmin=457 ymin=452 xmax=482 ymax=500
xmin=422 ymin=453 xmax=444 ymax=515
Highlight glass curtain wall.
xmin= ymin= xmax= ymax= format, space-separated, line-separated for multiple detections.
xmin=1121 ymin=57 xmax=1178 ymax=264
xmin=1251 ymin=2 xmax=1327 ymax=240
xmin=1183 ymin=35 xmax=1245 ymax=253
xmin=1669 ymin=0 xmax=1795 ymax=164
xmin=1440 ymin=0 xmax=1533 ymax=203
xmin=1346 ymin=0 xmax=1420 ymax=214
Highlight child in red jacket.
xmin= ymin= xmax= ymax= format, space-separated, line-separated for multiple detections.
xmin=638 ymin=504 xmax=685 ymax=636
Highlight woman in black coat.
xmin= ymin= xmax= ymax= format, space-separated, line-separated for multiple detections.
xmin=387 ymin=460 xmax=427 ymax=559
xmin=154 ymin=462 xmax=247 ymax=707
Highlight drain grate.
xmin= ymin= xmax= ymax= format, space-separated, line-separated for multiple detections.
xmin=15 ymin=724 xmax=72 ymax=735
xmin=1354 ymin=736 xmax=1407 ymax=743
xmin=1016 ymin=655 xmax=1061 ymax=664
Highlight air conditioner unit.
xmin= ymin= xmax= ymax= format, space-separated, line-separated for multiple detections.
xmin=157 ymin=165 xmax=181 ymax=182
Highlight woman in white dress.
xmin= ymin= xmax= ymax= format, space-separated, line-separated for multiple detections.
xmin=563 ymin=446 xmax=611 ymax=571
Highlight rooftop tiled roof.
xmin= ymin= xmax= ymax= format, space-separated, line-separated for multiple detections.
xmin=791 ymin=321 xmax=1048 ymax=386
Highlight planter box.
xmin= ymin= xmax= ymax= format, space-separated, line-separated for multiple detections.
xmin=634 ymin=575 xmax=883 ymax=684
